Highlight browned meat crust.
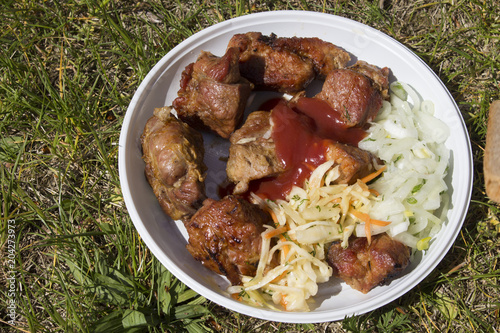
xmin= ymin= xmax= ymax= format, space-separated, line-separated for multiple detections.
xmin=185 ymin=195 xmax=272 ymax=285
xmin=228 ymin=32 xmax=350 ymax=93
xmin=226 ymin=111 xmax=286 ymax=194
xmin=228 ymin=32 xmax=315 ymax=93
xmin=172 ymin=47 xmax=252 ymax=138
xmin=349 ymin=60 xmax=390 ymax=100
xmin=325 ymin=142 xmax=376 ymax=184
xmin=141 ymin=106 xmax=207 ymax=221
xmin=315 ymin=68 xmax=384 ymax=127
xmin=327 ymin=233 xmax=410 ymax=293
xmin=269 ymin=35 xmax=351 ymax=78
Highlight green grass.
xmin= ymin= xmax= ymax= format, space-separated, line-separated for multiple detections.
xmin=1 ymin=0 xmax=499 ymax=332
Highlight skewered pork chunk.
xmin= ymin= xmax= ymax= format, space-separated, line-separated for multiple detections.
xmin=227 ymin=32 xmax=350 ymax=93
xmin=172 ymin=47 xmax=253 ymax=138
xmin=185 ymin=195 xmax=272 ymax=285
xmin=226 ymin=111 xmax=286 ymax=194
xmin=327 ymin=233 xmax=410 ymax=294
xmin=141 ymin=106 xmax=207 ymax=221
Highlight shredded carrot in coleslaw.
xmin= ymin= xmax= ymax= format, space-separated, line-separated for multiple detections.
xmin=360 ymin=165 xmax=387 ymax=183
xmin=349 ymin=209 xmax=391 ymax=244
xmin=263 ymin=225 xmax=288 ymax=239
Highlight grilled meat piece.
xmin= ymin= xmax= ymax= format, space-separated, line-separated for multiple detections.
xmin=327 ymin=233 xmax=410 ymax=294
xmin=325 ymin=141 xmax=376 ymax=185
xmin=172 ymin=47 xmax=252 ymax=138
xmin=228 ymin=32 xmax=315 ymax=93
xmin=226 ymin=111 xmax=286 ymax=194
xmin=227 ymin=32 xmax=350 ymax=93
xmin=314 ymin=68 xmax=384 ymax=127
xmin=185 ymin=195 xmax=272 ymax=285
xmin=269 ymin=35 xmax=351 ymax=78
xmin=349 ymin=60 xmax=390 ymax=100
xmin=141 ymin=106 xmax=207 ymax=221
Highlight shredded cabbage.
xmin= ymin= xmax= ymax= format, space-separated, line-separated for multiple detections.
xmin=227 ymin=164 xmax=380 ymax=311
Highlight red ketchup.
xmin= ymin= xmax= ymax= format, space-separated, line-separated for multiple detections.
xmin=294 ymin=97 xmax=367 ymax=146
xmin=249 ymin=97 xmax=368 ymax=201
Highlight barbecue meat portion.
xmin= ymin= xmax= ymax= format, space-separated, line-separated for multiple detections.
xmin=227 ymin=111 xmax=286 ymax=194
xmin=141 ymin=106 xmax=207 ymax=221
xmin=327 ymin=233 xmax=410 ymax=294
xmin=315 ymin=68 xmax=384 ymax=128
xmin=349 ymin=60 xmax=390 ymax=100
xmin=227 ymin=32 xmax=350 ymax=93
xmin=325 ymin=142 xmax=376 ymax=185
xmin=185 ymin=195 xmax=272 ymax=285
xmin=228 ymin=32 xmax=314 ymax=93
xmin=269 ymin=35 xmax=351 ymax=78
xmin=172 ymin=47 xmax=252 ymax=138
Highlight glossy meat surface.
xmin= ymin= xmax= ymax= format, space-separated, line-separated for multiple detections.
xmin=349 ymin=60 xmax=390 ymax=100
xmin=270 ymin=35 xmax=351 ymax=78
xmin=141 ymin=106 xmax=207 ymax=221
xmin=227 ymin=111 xmax=286 ymax=194
xmin=185 ymin=195 xmax=271 ymax=285
xmin=315 ymin=68 xmax=384 ymax=127
xmin=172 ymin=47 xmax=252 ymax=138
xmin=327 ymin=233 xmax=410 ymax=293
xmin=228 ymin=32 xmax=315 ymax=93
xmin=228 ymin=32 xmax=350 ymax=93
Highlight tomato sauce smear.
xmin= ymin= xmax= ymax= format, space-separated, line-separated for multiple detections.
xmin=249 ymin=98 xmax=367 ymax=201
xmin=294 ymin=97 xmax=367 ymax=146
